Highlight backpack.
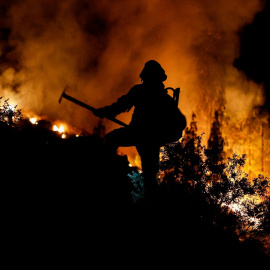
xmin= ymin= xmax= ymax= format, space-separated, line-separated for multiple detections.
xmin=158 ymin=87 xmax=186 ymax=145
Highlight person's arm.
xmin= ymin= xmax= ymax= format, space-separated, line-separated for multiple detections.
xmin=95 ymin=86 xmax=137 ymax=118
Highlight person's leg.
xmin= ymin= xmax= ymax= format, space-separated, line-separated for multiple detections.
xmin=136 ymin=144 xmax=160 ymax=196
xmin=104 ymin=128 xmax=136 ymax=155
xmin=105 ymin=128 xmax=161 ymax=195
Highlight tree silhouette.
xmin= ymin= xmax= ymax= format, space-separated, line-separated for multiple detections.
xmin=159 ymin=111 xmax=269 ymax=254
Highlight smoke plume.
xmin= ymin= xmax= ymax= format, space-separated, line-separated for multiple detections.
xmin=0 ymin=0 xmax=267 ymax=162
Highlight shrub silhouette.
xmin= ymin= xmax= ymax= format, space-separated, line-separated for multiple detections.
xmin=1 ymin=102 xmax=269 ymax=267
xmin=158 ymin=112 xmax=270 ymax=261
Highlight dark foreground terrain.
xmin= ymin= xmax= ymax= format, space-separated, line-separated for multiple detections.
xmin=1 ymin=120 xmax=269 ymax=268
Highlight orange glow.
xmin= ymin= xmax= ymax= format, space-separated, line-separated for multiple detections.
xmin=0 ymin=0 xmax=268 ymax=178
xmin=29 ymin=117 xmax=38 ymax=125
xmin=53 ymin=124 xmax=65 ymax=133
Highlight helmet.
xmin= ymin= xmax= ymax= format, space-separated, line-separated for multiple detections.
xmin=139 ymin=60 xmax=167 ymax=82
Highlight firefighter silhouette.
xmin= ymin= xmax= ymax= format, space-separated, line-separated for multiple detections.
xmin=95 ymin=60 xmax=186 ymax=195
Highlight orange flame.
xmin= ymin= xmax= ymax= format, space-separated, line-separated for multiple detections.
xmin=0 ymin=0 xmax=269 ymax=178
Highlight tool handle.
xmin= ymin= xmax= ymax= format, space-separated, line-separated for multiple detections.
xmin=60 ymin=91 xmax=128 ymax=127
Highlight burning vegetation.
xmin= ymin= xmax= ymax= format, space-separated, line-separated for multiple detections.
xmin=160 ymin=116 xmax=270 ymax=248
xmin=1 ymin=0 xmax=270 ymax=266
xmin=0 ymin=0 xmax=269 ymax=175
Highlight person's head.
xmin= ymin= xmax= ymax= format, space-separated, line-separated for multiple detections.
xmin=139 ymin=60 xmax=167 ymax=83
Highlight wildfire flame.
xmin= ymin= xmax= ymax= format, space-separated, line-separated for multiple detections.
xmin=53 ymin=124 xmax=65 ymax=134
xmin=0 ymin=0 xmax=269 ymax=178
xmin=26 ymin=115 xmax=81 ymax=139
xmin=29 ymin=117 xmax=38 ymax=125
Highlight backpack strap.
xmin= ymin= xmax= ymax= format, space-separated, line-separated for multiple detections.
xmin=165 ymin=87 xmax=180 ymax=106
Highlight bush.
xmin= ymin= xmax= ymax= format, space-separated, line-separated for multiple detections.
xmin=159 ymin=119 xmax=269 ymax=255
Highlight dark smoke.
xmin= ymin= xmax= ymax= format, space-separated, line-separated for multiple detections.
xmin=0 ymin=0 xmax=266 ymax=136
xmin=235 ymin=0 xmax=270 ymax=115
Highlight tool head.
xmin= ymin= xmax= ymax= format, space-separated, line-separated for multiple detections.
xmin=59 ymin=85 xmax=69 ymax=104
